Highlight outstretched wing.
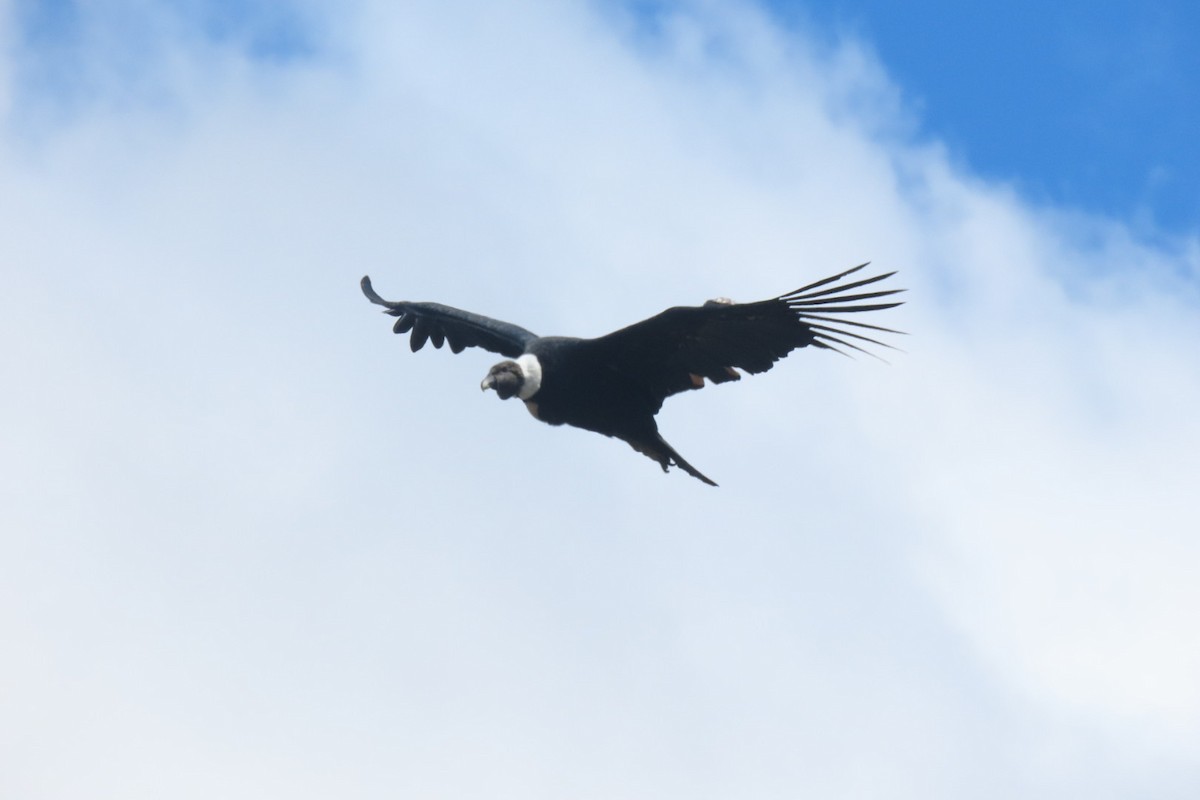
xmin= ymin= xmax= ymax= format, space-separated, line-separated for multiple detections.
xmin=590 ymin=263 xmax=904 ymax=410
xmin=361 ymin=276 xmax=538 ymax=358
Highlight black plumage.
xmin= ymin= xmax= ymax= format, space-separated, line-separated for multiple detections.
xmin=361 ymin=263 xmax=903 ymax=486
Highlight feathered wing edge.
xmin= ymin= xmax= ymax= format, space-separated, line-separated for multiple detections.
xmin=360 ymin=275 xmax=396 ymax=309
xmin=361 ymin=275 xmax=538 ymax=358
xmin=780 ymin=262 xmax=906 ymax=359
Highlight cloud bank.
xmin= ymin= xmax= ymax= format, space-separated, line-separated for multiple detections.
xmin=2 ymin=1 xmax=1198 ymax=797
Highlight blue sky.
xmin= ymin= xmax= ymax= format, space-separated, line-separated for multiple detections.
xmin=789 ymin=0 xmax=1200 ymax=231
xmin=3 ymin=2 xmax=1199 ymax=798
xmin=738 ymin=0 xmax=1200 ymax=232
xmin=16 ymin=0 xmax=315 ymax=57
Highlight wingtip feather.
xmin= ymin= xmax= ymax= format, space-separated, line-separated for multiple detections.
xmin=361 ymin=275 xmax=401 ymax=309
xmin=780 ymin=264 xmax=905 ymax=360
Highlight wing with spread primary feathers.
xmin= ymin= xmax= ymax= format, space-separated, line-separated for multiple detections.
xmin=589 ymin=263 xmax=904 ymax=411
xmin=361 ymin=276 xmax=539 ymax=358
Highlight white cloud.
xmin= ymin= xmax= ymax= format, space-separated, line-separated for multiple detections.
xmin=2 ymin=1 xmax=1198 ymax=797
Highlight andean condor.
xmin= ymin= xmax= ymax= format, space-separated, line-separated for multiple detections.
xmin=361 ymin=263 xmax=903 ymax=486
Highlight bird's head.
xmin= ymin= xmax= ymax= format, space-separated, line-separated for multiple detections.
xmin=481 ymin=361 xmax=523 ymax=400
xmin=480 ymin=354 xmax=542 ymax=401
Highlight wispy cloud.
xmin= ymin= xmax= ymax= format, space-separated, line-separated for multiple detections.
xmin=4 ymin=0 xmax=329 ymax=136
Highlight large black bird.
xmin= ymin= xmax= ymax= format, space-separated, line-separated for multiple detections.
xmin=361 ymin=264 xmax=902 ymax=486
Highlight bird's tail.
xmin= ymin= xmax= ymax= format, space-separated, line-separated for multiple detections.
xmin=627 ymin=433 xmax=718 ymax=487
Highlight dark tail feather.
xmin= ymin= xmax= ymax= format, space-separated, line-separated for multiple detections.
xmin=670 ymin=448 xmax=718 ymax=487
xmin=627 ymin=433 xmax=718 ymax=487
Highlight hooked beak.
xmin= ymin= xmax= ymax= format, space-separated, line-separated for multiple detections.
xmin=480 ymin=376 xmax=495 ymax=392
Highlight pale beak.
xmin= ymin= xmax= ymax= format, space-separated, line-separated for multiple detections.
xmin=480 ymin=376 xmax=494 ymax=392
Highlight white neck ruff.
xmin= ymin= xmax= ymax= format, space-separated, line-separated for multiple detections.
xmin=515 ymin=354 xmax=542 ymax=399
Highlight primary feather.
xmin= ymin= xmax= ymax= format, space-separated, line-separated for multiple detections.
xmin=361 ymin=276 xmax=537 ymax=357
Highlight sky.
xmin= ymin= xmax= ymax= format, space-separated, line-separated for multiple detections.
xmin=2 ymin=1 xmax=1199 ymax=798
xmin=776 ymin=0 xmax=1200 ymax=232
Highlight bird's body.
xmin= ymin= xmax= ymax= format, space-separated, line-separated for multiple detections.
xmin=362 ymin=264 xmax=903 ymax=486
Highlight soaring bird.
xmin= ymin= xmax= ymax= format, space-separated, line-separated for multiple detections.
xmin=361 ymin=264 xmax=902 ymax=486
